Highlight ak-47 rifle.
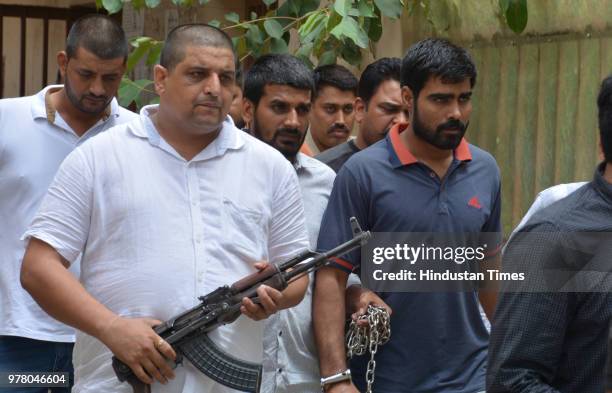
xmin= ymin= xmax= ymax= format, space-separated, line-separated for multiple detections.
xmin=112 ymin=217 xmax=370 ymax=393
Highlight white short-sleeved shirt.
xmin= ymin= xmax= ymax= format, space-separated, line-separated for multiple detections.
xmin=0 ymin=85 xmax=136 ymax=342
xmin=261 ymin=153 xmax=335 ymax=392
xmin=24 ymin=105 xmax=309 ymax=393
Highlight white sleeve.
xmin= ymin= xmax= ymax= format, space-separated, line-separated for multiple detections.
xmin=23 ymin=147 xmax=93 ymax=265
xmin=268 ymin=161 xmax=309 ymax=265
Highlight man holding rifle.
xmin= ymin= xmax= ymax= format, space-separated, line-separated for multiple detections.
xmin=20 ymin=24 xmax=309 ymax=393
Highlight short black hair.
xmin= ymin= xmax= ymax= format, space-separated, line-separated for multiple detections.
xmin=401 ymin=38 xmax=477 ymax=98
xmin=160 ymin=24 xmax=236 ymax=71
xmin=66 ymin=14 xmax=128 ymax=61
xmin=313 ymin=64 xmax=358 ymax=100
xmin=358 ymin=57 xmax=401 ymax=105
xmin=598 ymin=75 xmax=612 ymax=163
xmin=243 ymin=54 xmax=314 ymax=107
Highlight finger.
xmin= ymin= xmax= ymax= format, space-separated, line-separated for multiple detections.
xmin=253 ymin=261 xmax=268 ymax=271
xmin=257 ymin=286 xmax=280 ymax=315
xmin=155 ymin=338 xmax=177 ymax=362
xmin=149 ymin=343 xmax=175 ymax=381
xmin=141 ymin=357 xmax=166 ymax=385
xmin=241 ymin=298 xmax=266 ymax=320
xmin=142 ymin=318 xmax=163 ymax=328
xmin=131 ymin=362 xmax=153 ymax=385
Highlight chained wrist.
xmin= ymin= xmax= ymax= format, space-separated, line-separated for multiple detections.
xmin=320 ymin=369 xmax=351 ymax=391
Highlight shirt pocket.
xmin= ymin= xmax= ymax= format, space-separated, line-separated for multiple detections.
xmin=221 ymin=197 xmax=267 ymax=262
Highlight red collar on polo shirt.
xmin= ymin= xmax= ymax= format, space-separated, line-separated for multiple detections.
xmin=389 ymin=122 xmax=472 ymax=165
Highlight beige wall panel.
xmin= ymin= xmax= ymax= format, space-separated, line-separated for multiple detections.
xmin=47 ymin=19 xmax=65 ymax=85
xmin=25 ymin=17 xmax=43 ymax=95
xmin=2 ymin=17 xmax=20 ymax=98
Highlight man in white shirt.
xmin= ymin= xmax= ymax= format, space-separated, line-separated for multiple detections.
xmin=243 ymin=54 xmax=390 ymax=393
xmin=0 ymin=15 xmax=135 ymax=392
xmin=20 ymin=24 xmax=309 ymax=393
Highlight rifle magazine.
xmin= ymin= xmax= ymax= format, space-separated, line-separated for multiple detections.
xmin=179 ymin=333 xmax=261 ymax=392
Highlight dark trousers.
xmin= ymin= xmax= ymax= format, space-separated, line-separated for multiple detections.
xmin=0 ymin=336 xmax=73 ymax=393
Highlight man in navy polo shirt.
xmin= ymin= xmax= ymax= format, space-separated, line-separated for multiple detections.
xmin=313 ymin=38 xmax=501 ymax=393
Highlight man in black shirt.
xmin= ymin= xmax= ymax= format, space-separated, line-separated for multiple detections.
xmin=487 ymin=75 xmax=612 ymax=393
xmin=315 ymin=57 xmax=408 ymax=172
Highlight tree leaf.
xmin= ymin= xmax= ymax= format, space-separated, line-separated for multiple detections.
xmin=131 ymin=0 xmax=145 ymax=9
xmin=263 ymin=0 xmax=276 ymax=6
xmin=373 ymin=0 xmax=403 ymax=19
xmin=118 ymin=78 xmax=152 ymax=108
xmin=499 ymin=0 xmax=511 ymax=12
xmin=270 ymin=37 xmax=289 ymax=54
xmin=340 ymin=40 xmax=362 ymax=66
xmin=234 ymin=36 xmax=248 ymax=58
xmin=318 ymin=49 xmax=337 ymax=66
xmin=145 ymin=0 xmax=161 ymax=7
xmin=300 ymin=13 xmax=328 ymax=44
xmin=505 ymin=0 xmax=528 ymax=33
xmin=207 ymin=19 xmax=221 ymax=28
xmin=334 ymin=0 xmax=350 ymax=17
xmin=101 ymin=0 xmax=123 ymax=14
xmin=131 ymin=36 xmax=153 ymax=48
xmin=126 ymin=41 xmax=151 ymax=73
xmin=296 ymin=42 xmax=314 ymax=59
xmin=330 ymin=17 xmax=369 ymax=49
xmin=246 ymin=24 xmax=264 ymax=46
xmin=224 ymin=12 xmax=240 ymax=24
xmin=146 ymin=42 xmax=163 ymax=66
xmin=366 ymin=15 xmax=382 ymax=42
xmin=264 ymin=19 xmax=284 ymax=39
xmin=299 ymin=0 xmax=319 ymax=14
xmin=358 ymin=0 xmax=375 ymax=17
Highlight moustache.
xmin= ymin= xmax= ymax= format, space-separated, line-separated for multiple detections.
xmin=436 ymin=119 xmax=466 ymax=133
xmin=275 ymin=128 xmax=301 ymax=137
xmin=194 ymin=99 xmax=222 ymax=108
xmin=327 ymin=125 xmax=349 ymax=134
xmin=84 ymin=94 xmax=108 ymax=102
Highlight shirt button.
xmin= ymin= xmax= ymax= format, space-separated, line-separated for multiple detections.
xmin=192 ymin=201 xmax=197 ymax=206
xmin=430 ymin=172 xmax=436 ymax=178
xmin=196 ymin=239 xmax=201 ymax=244
xmin=277 ymin=368 xmax=282 ymax=373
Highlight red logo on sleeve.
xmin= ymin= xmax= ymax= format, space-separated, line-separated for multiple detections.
xmin=468 ymin=196 xmax=482 ymax=209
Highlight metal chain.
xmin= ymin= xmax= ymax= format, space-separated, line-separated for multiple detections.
xmin=346 ymin=305 xmax=391 ymax=393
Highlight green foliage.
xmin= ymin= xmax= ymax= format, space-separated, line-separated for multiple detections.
xmin=100 ymin=0 xmax=528 ymax=108
xmin=500 ymin=0 xmax=528 ymax=33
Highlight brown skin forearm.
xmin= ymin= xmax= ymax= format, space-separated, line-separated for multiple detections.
xmin=20 ymin=238 xmax=117 ymax=338
xmin=313 ymin=267 xmax=350 ymax=376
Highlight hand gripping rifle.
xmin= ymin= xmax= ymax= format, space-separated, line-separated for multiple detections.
xmin=112 ymin=217 xmax=370 ymax=393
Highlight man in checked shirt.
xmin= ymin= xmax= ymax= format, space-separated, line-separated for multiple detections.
xmin=487 ymin=75 xmax=612 ymax=392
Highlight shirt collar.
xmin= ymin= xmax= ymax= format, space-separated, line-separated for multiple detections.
xmin=31 ymin=85 xmax=115 ymax=123
xmin=387 ymin=122 xmax=472 ymax=168
xmin=593 ymin=162 xmax=612 ymax=203
xmin=133 ymin=105 xmax=244 ymax=161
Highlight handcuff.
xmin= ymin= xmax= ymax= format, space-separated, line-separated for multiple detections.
xmin=320 ymin=369 xmax=351 ymax=391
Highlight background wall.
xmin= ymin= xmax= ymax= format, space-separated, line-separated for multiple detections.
xmin=393 ymin=0 xmax=612 ymax=234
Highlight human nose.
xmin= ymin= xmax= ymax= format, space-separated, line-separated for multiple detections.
xmin=390 ymin=109 xmax=408 ymax=128
xmin=284 ymin=108 xmax=300 ymax=129
xmin=89 ymin=76 xmax=105 ymax=97
xmin=448 ymin=101 xmax=461 ymax=120
xmin=204 ymin=73 xmax=221 ymax=96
